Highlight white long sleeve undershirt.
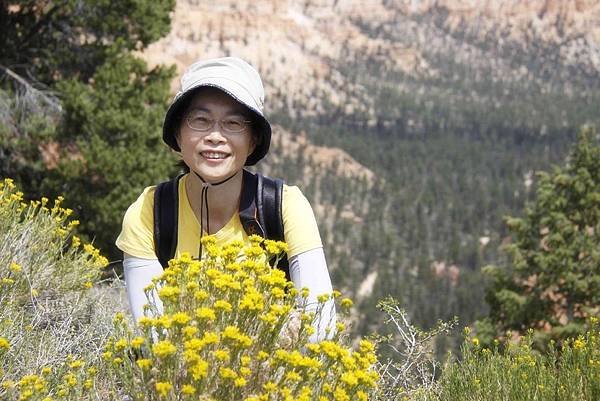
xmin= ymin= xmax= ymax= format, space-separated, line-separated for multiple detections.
xmin=123 ymin=247 xmax=336 ymax=342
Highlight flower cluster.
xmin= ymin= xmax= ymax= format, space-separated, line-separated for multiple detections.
xmin=104 ymin=236 xmax=378 ymax=400
xmin=0 ymin=357 xmax=99 ymax=401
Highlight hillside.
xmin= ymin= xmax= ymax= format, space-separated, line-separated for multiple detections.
xmin=140 ymin=0 xmax=600 ymax=337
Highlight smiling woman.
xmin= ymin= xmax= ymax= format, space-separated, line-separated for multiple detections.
xmin=115 ymin=57 xmax=336 ymax=342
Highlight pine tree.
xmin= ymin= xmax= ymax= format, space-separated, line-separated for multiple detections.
xmin=477 ymin=129 xmax=600 ymax=345
xmin=0 ymin=1 xmax=176 ymax=259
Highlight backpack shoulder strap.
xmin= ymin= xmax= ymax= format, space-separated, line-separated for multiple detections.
xmin=239 ymin=169 xmax=265 ymax=237
xmin=257 ymin=173 xmax=290 ymax=280
xmin=239 ymin=169 xmax=289 ymax=280
xmin=153 ymin=174 xmax=183 ymax=268
xmin=256 ymin=173 xmax=285 ymax=242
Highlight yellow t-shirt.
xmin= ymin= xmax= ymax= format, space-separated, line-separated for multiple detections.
xmin=115 ymin=174 xmax=322 ymax=259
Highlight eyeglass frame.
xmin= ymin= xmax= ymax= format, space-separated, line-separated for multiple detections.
xmin=184 ymin=109 xmax=253 ymax=135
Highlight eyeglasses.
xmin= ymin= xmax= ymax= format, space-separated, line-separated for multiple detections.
xmin=185 ymin=110 xmax=252 ymax=134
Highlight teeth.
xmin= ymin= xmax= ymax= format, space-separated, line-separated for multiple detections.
xmin=202 ymin=152 xmax=228 ymax=159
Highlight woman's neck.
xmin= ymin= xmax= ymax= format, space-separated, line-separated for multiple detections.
xmin=185 ymin=169 xmax=244 ymax=234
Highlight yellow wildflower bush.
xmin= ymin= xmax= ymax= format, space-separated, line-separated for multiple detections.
xmin=0 ymin=178 xmax=121 ymax=401
xmin=417 ymin=317 xmax=600 ymax=401
xmin=103 ymin=236 xmax=379 ymax=400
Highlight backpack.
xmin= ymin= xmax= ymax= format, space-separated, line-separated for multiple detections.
xmin=153 ymin=169 xmax=290 ymax=279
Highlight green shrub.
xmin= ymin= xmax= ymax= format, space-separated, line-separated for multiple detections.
xmin=418 ymin=318 xmax=600 ymax=401
xmin=0 ymin=178 xmax=127 ymax=400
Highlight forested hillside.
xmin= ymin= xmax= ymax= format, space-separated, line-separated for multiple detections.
xmin=141 ymin=0 xmax=600 ymax=340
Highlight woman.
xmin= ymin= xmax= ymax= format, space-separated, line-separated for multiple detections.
xmin=115 ymin=57 xmax=335 ymax=341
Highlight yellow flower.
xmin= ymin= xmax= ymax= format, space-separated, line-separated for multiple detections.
xmin=222 ymin=326 xmax=252 ymax=347
xmin=219 ymin=367 xmax=237 ymax=380
xmin=158 ymin=286 xmax=181 ymax=301
xmin=214 ymin=300 xmax=233 ymax=312
xmin=214 ymin=349 xmax=230 ymax=361
xmin=157 ymin=315 xmax=173 ymax=328
xmin=285 ymin=371 xmax=302 ymax=382
xmin=138 ymin=316 xmax=155 ymax=328
xmin=574 ymin=338 xmax=586 ymax=350
xmin=69 ymin=360 xmax=84 ymax=369
xmin=196 ymin=307 xmax=216 ymax=321
xmin=1 ymin=380 xmax=15 ymax=389
xmin=333 ymin=387 xmax=349 ymax=401
xmin=340 ymin=298 xmax=353 ymax=308
xmin=194 ymin=289 xmax=209 ymax=301
xmin=182 ymin=384 xmax=196 ymax=395
xmin=201 ymin=235 xmax=217 ymax=246
xmin=152 ymin=340 xmax=177 ymax=358
xmin=472 ymin=338 xmax=480 ymax=347
xmin=114 ymin=338 xmax=128 ymax=351
xmin=244 ymin=245 xmax=264 ymax=258
xmin=0 ymin=337 xmax=10 ymax=350
xmin=234 ymin=377 xmax=247 ymax=387
xmin=155 ymin=382 xmax=173 ymax=398
xmin=131 ymin=337 xmax=145 ymax=349
xmin=356 ymin=391 xmax=368 ymax=401
xmin=64 ymin=373 xmax=77 ymax=387
xmin=239 ymin=289 xmax=264 ymax=311
xmin=172 ymin=312 xmax=191 ymax=326
xmin=317 ymin=293 xmax=330 ymax=303
xmin=136 ymin=359 xmax=152 ymax=370
xmin=182 ymin=326 xmax=199 ymax=338
xmin=340 ymin=372 xmax=358 ymax=387
xmin=189 ymin=359 xmax=209 ymax=380
xmin=9 ymin=262 xmax=21 ymax=272
xmin=359 ymin=339 xmax=375 ymax=354
xmin=201 ymin=331 xmax=219 ymax=345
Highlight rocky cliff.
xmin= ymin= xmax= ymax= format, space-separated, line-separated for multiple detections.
xmin=142 ymin=0 xmax=600 ymax=121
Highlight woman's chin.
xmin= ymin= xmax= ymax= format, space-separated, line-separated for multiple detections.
xmin=192 ymin=162 xmax=240 ymax=183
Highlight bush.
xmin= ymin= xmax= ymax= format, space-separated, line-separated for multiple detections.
xmin=0 ymin=178 xmax=127 ymax=400
xmin=419 ymin=318 xmax=600 ymax=401
xmin=101 ymin=236 xmax=379 ymax=401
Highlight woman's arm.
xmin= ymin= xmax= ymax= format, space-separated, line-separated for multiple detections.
xmin=122 ymin=253 xmax=164 ymax=323
xmin=288 ymin=247 xmax=336 ymax=342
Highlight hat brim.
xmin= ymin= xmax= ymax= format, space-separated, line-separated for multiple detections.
xmin=162 ymin=84 xmax=271 ymax=166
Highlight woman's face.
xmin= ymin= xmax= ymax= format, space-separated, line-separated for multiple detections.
xmin=177 ymin=87 xmax=256 ymax=183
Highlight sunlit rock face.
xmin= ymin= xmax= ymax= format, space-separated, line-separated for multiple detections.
xmin=142 ymin=0 xmax=599 ymax=121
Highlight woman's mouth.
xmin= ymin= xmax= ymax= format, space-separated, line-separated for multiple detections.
xmin=201 ymin=151 xmax=229 ymax=160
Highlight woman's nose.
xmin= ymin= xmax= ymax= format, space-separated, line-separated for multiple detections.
xmin=203 ymin=127 xmax=226 ymax=143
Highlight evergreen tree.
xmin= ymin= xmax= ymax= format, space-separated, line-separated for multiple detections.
xmin=477 ymin=129 xmax=600 ymax=345
xmin=0 ymin=0 xmax=176 ymax=259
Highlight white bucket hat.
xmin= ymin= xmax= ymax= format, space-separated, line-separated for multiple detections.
xmin=162 ymin=57 xmax=271 ymax=166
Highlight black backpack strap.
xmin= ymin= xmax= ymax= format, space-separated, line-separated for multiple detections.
xmin=239 ymin=169 xmax=290 ymax=280
xmin=153 ymin=174 xmax=183 ymax=268
xmin=257 ymin=174 xmax=285 ymax=242
xmin=239 ymin=169 xmax=265 ymax=237
xmin=257 ymin=173 xmax=290 ymax=281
